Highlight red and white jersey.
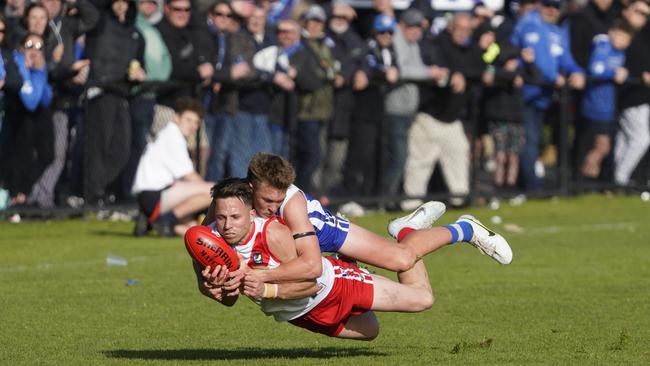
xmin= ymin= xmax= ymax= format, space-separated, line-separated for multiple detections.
xmin=208 ymin=216 xmax=334 ymax=322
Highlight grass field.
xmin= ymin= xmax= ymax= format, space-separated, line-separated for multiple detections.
xmin=1 ymin=194 xmax=649 ymax=365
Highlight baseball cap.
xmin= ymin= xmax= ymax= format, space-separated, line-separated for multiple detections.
xmin=373 ymin=14 xmax=396 ymax=33
xmin=303 ymin=5 xmax=327 ymax=22
xmin=400 ymin=8 xmax=424 ymax=27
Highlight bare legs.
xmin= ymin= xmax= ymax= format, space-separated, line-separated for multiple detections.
xmin=338 ymin=224 xmax=452 ymax=272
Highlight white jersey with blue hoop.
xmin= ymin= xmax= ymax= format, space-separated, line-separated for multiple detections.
xmin=277 ymin=185 xmax=350 ymax=253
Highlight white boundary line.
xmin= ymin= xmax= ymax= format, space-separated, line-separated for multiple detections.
xmin=504 ymin=221 xmax=639 ymax=235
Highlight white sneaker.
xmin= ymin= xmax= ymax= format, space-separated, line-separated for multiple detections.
xmin=388 ymin=201 xmax=447 ymax=239
xmin=457 ymin=215 xmax=513 ymax=265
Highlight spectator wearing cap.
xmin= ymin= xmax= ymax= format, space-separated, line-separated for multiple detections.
xmin=614 ymin=0 xmax=650 ymax=187
xmin=384 ymin=8 xmax=448 ymax=206
xmin=340 ymin=14 xmax=399 ymax=197
xmin=294 ymin=4 xmax=340 ymax=194
xmin=320 ymin=1 xmax=366 ymax=196
xmin=510 ymin=0 xmax=585 ymax=192
xmin=82 ymin=0 xmax=145 ymax=205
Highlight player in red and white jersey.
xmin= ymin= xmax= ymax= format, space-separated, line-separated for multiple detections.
xmin=197 ymin=178 xmax=511 ymax=339
xmin=205 ymin=216 xmax=336 ymax=322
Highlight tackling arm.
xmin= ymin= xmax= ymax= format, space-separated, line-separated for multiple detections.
xmin=243 ymin=221 xmax=320 ymax=300
xmin=257 ymin=195 xmax=323 ymax=283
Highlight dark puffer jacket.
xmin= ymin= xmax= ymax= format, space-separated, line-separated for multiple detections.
xmin=86 ymin=0 xmax=144 ymax=94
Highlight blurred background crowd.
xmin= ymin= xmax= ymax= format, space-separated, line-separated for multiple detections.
xmin=0 ymin=0 xmax=649 ymax=213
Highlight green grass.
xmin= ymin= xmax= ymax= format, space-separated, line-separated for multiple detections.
xmin=1 ymin=194 xmax=649 ymax=365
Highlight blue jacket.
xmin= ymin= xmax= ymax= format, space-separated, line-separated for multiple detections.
xmin=12 ymin=51 xmax=52 ymax=112
xmin=511 ymin=9 xmax=583 ymax=109
xmin=580 ymin=34 xmax=625 ymax=123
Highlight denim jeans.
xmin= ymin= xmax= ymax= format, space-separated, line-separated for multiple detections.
xmin=381 ymin=113 xmax=414 ymax=196
xmin=294 ymin=120 xmax=324 ymax=194
xmin=269 ymin=123 xmax=289 ymax=159
xmin=205 ymin=111 xmax=233 ymax=181
xmin=520 ymin=104 xmax=546 ymax=191
xmin=228 ymin=111 xmax=272 ymax=178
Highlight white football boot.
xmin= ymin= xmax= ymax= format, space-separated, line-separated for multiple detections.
xmin=457 ymin=215 xmax=513 ymax=265
xmin=388 ymin=201 xmax=447 ymax=239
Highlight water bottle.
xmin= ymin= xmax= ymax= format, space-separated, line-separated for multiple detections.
xmin=106 ymin=255 xmax=128 ymax=267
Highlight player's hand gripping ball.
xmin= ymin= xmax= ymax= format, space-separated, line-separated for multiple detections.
xmin=184 ymin=226 xmax=240 ymax=271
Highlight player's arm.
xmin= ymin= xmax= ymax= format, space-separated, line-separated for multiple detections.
xmin=257 ymin=195 xmax=323 ymax=283
xmin=193 ymin=259 xmax=238 ymax=307
xmin=244 ymin=273 xmax=319 ymax=300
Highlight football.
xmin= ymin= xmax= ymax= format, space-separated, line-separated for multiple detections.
xmin=184 ymin=225 xmax=240 ymax=271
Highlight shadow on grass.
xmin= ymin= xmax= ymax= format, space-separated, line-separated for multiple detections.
xmin=103 ymin=347 xmax=386 ymax=361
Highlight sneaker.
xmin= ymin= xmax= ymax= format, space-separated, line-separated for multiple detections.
xmin=132 ymin=212 xmax=151 ymax=237
xmin=457 ymin=215 xmax=513 ymax=265
xmin=388 ymin=201 xmax=447 ymax=239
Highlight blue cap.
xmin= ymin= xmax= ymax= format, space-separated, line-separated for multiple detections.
xmin=373 ymin=14 xmax=396 ymax=33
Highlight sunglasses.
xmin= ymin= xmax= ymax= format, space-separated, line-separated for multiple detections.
xmin=377 ymin=30 xmax=393 ymax=35
xmin=170 ymin=5 xmax=190 ymax=12
xmin=24 ymin=39 xmax=44 ymax=50
xmin=211 ymin=11 xmax=234 ymax=18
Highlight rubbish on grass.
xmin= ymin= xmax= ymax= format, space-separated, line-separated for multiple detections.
xmin=106 ymin=255 xmax=128 ymax=267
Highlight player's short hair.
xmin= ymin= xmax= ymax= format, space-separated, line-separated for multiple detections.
xmin=610 ymin=18 xmax=636 ymax=36
xmin=173 ymin=96 xmax=205 ymax=120
xmin=211 ymin=178 xmax=253 ymax=207
xmin=247 ymin=153 xmax=296 ymax=191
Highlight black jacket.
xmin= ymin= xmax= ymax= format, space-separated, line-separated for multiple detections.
xmin=48 ymin=0 xmax=100 ymax=109
xmin=480 ymin=41 xmax=540 ymax=123
xmin=328 ymin=28 xmax=365 ymax=138
xmin=419 ymin=30 xmax=485 ymax=123
xmin=351 ymin=39 xmax=398 ymax=125
xmin=156 ymin=17 xmax=211 ymax=107
xmin=86 ymin=0 xmax=143 ymax=94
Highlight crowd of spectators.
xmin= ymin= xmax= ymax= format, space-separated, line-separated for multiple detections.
xmin=0 ymin=0 xmax=649 ymax=212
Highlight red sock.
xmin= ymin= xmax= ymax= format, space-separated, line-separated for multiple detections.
xmin=397 ymin=228 xmax=415 ymax=242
